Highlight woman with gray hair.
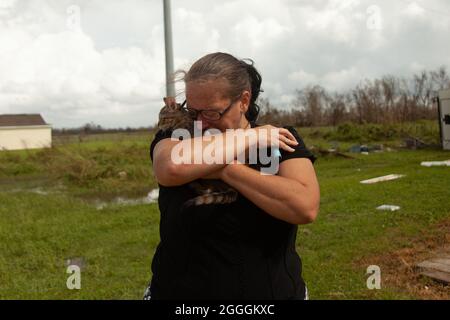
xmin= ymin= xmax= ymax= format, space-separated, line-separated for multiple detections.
xmin=145 ymin=52 xmax=319 ymax=300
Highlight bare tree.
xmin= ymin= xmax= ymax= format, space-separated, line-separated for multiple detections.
xmin=263 ymin=66 xmax=450 ymax=127
xmin=380 ymin=75 xmax=398 ymax=123
xmin=325 ymin=93 xmax=346 ymax=126
xmin=431 ymin=66 xmax=450 ymax=91
xmin=294 ymin=85 xmax=328 ymax=126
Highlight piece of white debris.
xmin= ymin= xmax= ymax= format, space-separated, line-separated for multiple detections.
xmin=360 ymin=174 xmax=405 ymax=184
xmin=420 ymin=160 xmax=450 ymax=167
xmin=146 ymin=188 xmax=159 ymax=202
xmin=118 ymin=171 xmax=128 ymax=179
xmin=376 ymin=205 xmax=400 ymax=211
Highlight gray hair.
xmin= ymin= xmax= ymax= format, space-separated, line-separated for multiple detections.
xmin=175 ymin=52 xmax=262 ymax=122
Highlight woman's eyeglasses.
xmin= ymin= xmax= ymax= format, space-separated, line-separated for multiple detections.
xmin=181 ymin=95 xmax=241 ymax=121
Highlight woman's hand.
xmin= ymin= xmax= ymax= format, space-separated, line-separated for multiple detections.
xmin=246 ymin=125 xmax=299 ymax=153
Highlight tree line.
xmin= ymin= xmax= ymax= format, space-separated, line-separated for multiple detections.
xmin=257 ymin=66 xmax=450 ymax=127
xmin=53 ymin=66 xmax=450 ymax=134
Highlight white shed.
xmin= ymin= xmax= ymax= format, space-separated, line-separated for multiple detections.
xmin=0 ymin=114 xmax=52 ymax=151
xmin=438 ymin=89 xmax=450 ymax=150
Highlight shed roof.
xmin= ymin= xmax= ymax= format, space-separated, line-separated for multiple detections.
xmin=0 ymin=114 xmax=48 ymax=127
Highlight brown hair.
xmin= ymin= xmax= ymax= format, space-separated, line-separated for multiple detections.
xmin=175 ymin=52 xmax=263 ymax=122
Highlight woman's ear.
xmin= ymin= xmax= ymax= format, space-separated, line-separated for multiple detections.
xmin=241 ymin=90 xmax=251 ymax=113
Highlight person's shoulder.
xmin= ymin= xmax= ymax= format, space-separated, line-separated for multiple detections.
xmin=277 ymin=125 xmax=317 ymax=164
xmin=149 ymin=129 xmax=174 ymax=162
xmin=155 ymin=128 xmax=174 ymax=140
xmin=282 ymin=125 xmax=299 ymax=133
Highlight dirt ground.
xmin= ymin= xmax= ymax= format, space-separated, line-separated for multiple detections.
xmin=355 ymin=219 xmax=450 ymax=299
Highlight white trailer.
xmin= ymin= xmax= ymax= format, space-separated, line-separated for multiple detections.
xmin=438 ymin=89 xmax=450 ymax=150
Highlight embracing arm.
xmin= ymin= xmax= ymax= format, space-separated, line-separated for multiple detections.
xmin=220 ymin=158 xmax=320 ymax=225
xmin=152 ymin=137 xmax=227 ymax=187
xmin=152 ymin=126 xmax=298 ymax=187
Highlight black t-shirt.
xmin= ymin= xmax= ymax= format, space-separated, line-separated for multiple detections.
xmin=148 ymin=123 xmax=316 ymax=299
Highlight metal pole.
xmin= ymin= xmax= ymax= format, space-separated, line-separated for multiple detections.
xmin=163 ymin=0 xmax=175 ymax=99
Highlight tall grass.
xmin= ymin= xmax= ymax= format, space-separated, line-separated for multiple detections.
xmin=0 ymin=137 xmax=156 ymax=195
xmin=0 ymin=120 xmax=441 ymax=193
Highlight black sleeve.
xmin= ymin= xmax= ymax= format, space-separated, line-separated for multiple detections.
xmin=279 ymin=126 xmax=316 ymax=164
xmin=149 ymin=129 xmax=174 ymax=163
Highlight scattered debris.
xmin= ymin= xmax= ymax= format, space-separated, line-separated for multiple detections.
xmin=329 ymin=141 xmax=340 ymax=150
xmin=95 ymin=188 xmax=159 ymax=210
xmin=118 ymin=171 xmax=128 ymax=179
xmin=349 ymin=144 xmax=385 ymax=154
xmin=404 ymin=136 xmax=429 ymax=149
xmin=371 ymin=144 xmax=384 ymax=152
xmin=349 ymin=145 xmax=369 ymax=153
xmin=354 ymin=220 xmax=450 ymax=299
xmin=147 ymin=188 xmax=159 ymax=202
xmin=415 ymin=250 xmax=450 ymax=284
xmin=376 ymin=205 xmax=400 ymax=211
xmin=360 ymin=174 xmax=405 ymax=184
xmin=6 ymin=187 xmax=55 ymax=195
xmin=420 ymin=160 xmax=450 ymax=167
xmin=310 ymin=146 xmax=355 ymax=159
xmin=29 ymin=187 xmax=49 ymax=195
xmin=301 ymin=228 xmax=312 ymax=236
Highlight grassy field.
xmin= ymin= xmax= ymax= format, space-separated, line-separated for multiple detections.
xmin=0 ymin=121 xmax=449 ymax=299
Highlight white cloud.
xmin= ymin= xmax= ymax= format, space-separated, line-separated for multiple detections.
xmin=0 ymin=0 xmax=449 ymax=127
xmin=0 ymin=0 xmax=16 ymax=12
xmin=0 ymin=0 xmax=166 ymax=127
xmin=288 ymin=67 xmax=359 ymax=92
xmin=321 ymin=67 xmax=359 ymax=91
xmin=233 ymin=16 xmax=293 ymax=49
xmin=404 ymin=2 xmax=426 ymax=17
xmin=289 ymin=70 xmax=319 ymax=86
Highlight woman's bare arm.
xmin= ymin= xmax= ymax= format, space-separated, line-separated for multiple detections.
xmin=152 ymin=135 xmax=228 ymax=186
xmin=152 ymin=126 xmax=298 ymax=186
xmin=219 ymin=158 xmax=320 ymax=225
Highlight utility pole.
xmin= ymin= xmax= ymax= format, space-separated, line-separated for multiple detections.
xmin=163 ymin=0 xmax=176 ymax=106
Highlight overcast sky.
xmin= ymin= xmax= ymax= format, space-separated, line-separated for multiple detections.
xmin=0 ymin=0 xmax=449 ymax=128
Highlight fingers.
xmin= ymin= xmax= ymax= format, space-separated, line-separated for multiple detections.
xmin=275 ymin=129 xmax=298 ymax=152
xmin=278 ymin=128 xmax=297 ymax=144
xmin=279 ymin=141 xmax=295 ymax=152
xmin=255 ymin=126 xmax=298 ymax=152
xmin=279 ymin=133 xmax=298 ymax=147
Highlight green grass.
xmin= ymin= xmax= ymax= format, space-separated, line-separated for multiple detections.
xmin=0 ymin=192 xmax=160 ymax=299
xmin=297 ymin=149 xmax=450 ymax=299
xmin=0 ymin=122 xmax=449 ymax=299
